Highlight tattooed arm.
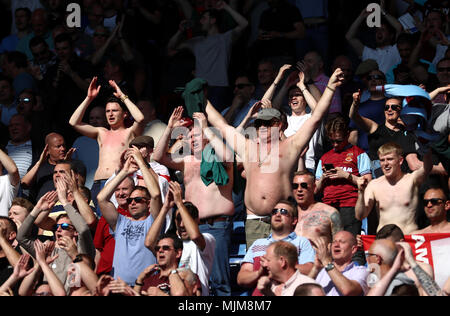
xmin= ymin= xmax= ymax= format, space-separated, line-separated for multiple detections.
xmin=330 ymin=209 xmax=344 ymax=238
xmin=397 ymin=242 xmax=444 ymax=296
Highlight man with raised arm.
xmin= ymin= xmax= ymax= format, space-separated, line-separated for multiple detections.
xmin=355 ymin=142 xmax=433 ymax=234
xmin=152 ymin=107 xmax=235 ymax=296
xmin=204 ymin=68 xmax=344 ymax=245
xmin=96 ymin=150 xmax=161 ymax=286
xmin=69 ymin=77 xmax=145 ymax=210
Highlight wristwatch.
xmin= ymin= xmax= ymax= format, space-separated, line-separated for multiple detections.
xmin=170 ymin=269 xmax=178 ymax=275
xmin=325 ymin=263 xmax=335 ymax=272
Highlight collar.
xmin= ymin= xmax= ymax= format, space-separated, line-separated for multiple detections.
xmin=268 ymin=232 xmax=297 ymax=242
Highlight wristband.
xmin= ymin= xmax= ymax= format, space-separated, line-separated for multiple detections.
xmin=326 ymin=86 xmax=336 ymax=92
xmin=120 ymin=94 xmax=129 ymax=102
xmin=135 ymin=280 xmax=144 ymax=286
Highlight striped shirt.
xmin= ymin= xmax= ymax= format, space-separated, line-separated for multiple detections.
xmin=6 ymin=140 xmax=33 ymax=179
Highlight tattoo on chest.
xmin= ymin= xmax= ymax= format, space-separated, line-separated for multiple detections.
xmin=302 ymin=211 xmax=330 ymax=229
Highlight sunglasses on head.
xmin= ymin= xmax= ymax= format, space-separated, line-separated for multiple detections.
xmin=384 ymin=104 xmax=402 ymax=112
xmin=54 ymin=223 xmax=73 ymax=231
xmin=423 ymin=198 xmax=445 ymax=206
xmin=271 ymin=208 xmax=291 ymax=216
xmin=155 ymin=245 xmax=173 ymax=252
xmin=126 ymin=197 xmax=148 ymax=204
xmin=292 ymin=182 xmax=308 ymax=190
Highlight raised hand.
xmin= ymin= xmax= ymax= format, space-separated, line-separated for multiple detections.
xmin=168 ymin=106 xmax=185 ymax=129
xmin=192 ymin=112 xmax=208 ymax=130
xmin=12 ymin=254 xmax=35 ymax=279
xmin=57 ymin=236 xmax=79 ymax=259
xmin=109 ymin=80 xmax=125 ymax=99
xmin=329 ymin=68 xmax=345 ymax=89
xmin=35 ymin=191 xmax=58 ymax=212
xmin=87 ymin=77 xmax=101 ymax=100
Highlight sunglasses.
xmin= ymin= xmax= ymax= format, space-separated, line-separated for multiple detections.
xmin=292 ymin=182 xmax=308 ymax=190
xmin=19 ymin=98 xmax=31 ymax=103
xmin=367 ymin=75 xmax=385 ymax=80
xmin=255 ymin=119 xmax=278 ymax=129
xmin=423 ymin=198 xmax=445 ymax=206
xmin=384 ymin=104 xmax=402 ymax=112
xmin=126 ymin=197 xmax=149 ymax=204
xmin=437 ymin=67 xmax=450 ymax=73
xmin=54 ymin=223 xmax=74 ymax=231
xmin=235 ymin=83 xmax=253 ymax=90
xmin=155 ymin=245 xmax=174 ymax=252
xmin=271 ymin=208 xmax=291 ymax=216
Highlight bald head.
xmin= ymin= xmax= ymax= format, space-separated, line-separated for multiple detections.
xmin=45 ymin=133 xmax=66 ymax=162
xmin=369 ymin=239 xmax=398 ymax=266
xmin=31 ymin=9 xmax=48 ymax=36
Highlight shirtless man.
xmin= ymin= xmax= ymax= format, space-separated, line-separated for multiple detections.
xmin=152 ymin=107 xmax=235 ymax=296
xmin=411 ymin=187 xmax=450 ymax=234
xmin=292 ymin=171 xmax=343 ymax=243
xmin=355 ymin=142 xmax=433 ymax=234
xmin=204 ymin=68 xmax=344 ymax=245
xmin=69 ymin=77 xmax=145 ymax=209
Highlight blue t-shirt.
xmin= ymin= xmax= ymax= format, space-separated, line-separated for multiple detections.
xmin=110 ymin=214 xmax=157 ymax=286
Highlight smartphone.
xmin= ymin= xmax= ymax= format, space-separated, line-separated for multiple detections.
xmin=324 ymin=163 xmax=335 ymax=171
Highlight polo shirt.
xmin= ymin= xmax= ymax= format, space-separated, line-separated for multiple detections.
xmin=316 ymin=262 xmax=369 ymax=296
xmin=242 ymin=232 xmax=315 ymax=296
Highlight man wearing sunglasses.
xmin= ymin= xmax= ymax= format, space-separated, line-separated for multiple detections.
xmin=135 ymin=234 xmax=199 ymax=296
xmin=145 ymin=181 xmax=215 ymax=296
xmin=356 ymin=142 xmax=432 ymax=235
xmin=221 ymin=75 xmax=258 ymax=127
xmin=97 ymin=154 xmax=162 ymax=286
xmin=349 ymin=91 xmax=420 ymax=179
xmin=292 ymin=171 xmax=342 ymax=244
xmin=237 ymin=199 xmax=315 ymax=296
xmin=412 ymin=187 xmax=450 ymax=234
xmin=204 ymin=68 xmax=345 ymax=249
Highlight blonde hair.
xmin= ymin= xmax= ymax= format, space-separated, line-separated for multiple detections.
xmin=378 ymin=142 xmax=403 ymax=158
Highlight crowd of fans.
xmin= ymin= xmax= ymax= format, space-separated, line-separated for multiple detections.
xmin=0 ymin=0 xmax=449 ymax=297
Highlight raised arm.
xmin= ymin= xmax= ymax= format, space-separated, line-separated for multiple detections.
xmin=55 ymin=177 xmax=95 ymax=259
xmin=21 ymin=144 xmax=48 ymax=189
xmin=355 ymin=177 xmax=375 ymax=221
xmin=69 ymin=77 xmax=102 ymax=139
xmin=349 ymin=90 xmax=378 ymax=134
xmin=284 ymin=69 xmax=344 ymax=164
xmin=262 ymin=64 xmax=292 ymax=104
xmin=97 ymin=158 xmax=138 ymax=230
xmin=16 ymin=191 xmax=58 ymax=258
xmin=170 ymin=181 xmax=205 ymax=250
xmin=345 ymin=9 xmax=368 ymax=58
xmin=152 ymin=106 xmax=187 ymax=171
xmin=144 ymin=191 xmax=173 ymax=254
xmin=0 ymin=148 xmax=19 ymax=187
xmin=109 ymin=80 xmax=145 ymax=135
xmin=0 ymin=222 xmax=20 ymax=267
xmin=194 ymin=112 xmax=234 ymax=163
xmin=412 ymin=148 xmax=433 ymax=186
xmin=66 ymin=171 xmax=97 ymax=228
xmin=205 ymin=100 xmax=248 ymax=159
xmin=215 ymin=0 xmax=248 ymax=40
xmin=34 ymin=240 xmax=66 ymax=296
xmin=130 ymin=146 xmax=162 ymax=219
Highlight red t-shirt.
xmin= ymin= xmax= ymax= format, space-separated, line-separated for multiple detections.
xmin=93 ymin=207 xmax=130 ymax=275
xmin=317 ymin=145 xmax=371 ymax=208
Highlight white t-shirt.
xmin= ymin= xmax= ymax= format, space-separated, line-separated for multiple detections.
xmin=0 ymin=174 xmax=19 ymax=217
xmin=186 ymin=31 xmax=234 ymax=87
xmin=362 ymin=44 xmax=402 ymax=74
xmin=179 ymin=233 xmax=216 ymax=296
xmin=284 ymin=113 xmax=321 ymax=171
